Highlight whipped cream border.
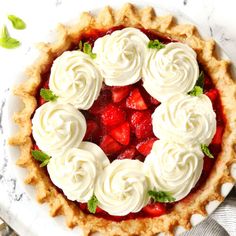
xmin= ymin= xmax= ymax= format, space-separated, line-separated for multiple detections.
xmin=31 ymin=27 xmax=218 ymax=217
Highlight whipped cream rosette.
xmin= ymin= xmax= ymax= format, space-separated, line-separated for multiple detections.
xmin=32 ymin=102 xmax=86 ymax=156
xmin=95 ymin=159 xmax=150 ymax=216
xmin=152 ymin=93 xmax=216 ymax=145
xmin=144 ymin=140 xmax=204 ymax=201
xmin=49 ymin=50 xmax=103 ymax=110
xmin=47 ymin=142 xmax=109 ymax=202
xmin=93 ymin=27 xmax=149 ymax=86
xmin=143 ymin=43 xmax=199 ymax=101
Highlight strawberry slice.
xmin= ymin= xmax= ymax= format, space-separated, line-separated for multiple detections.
xmin=112 ymin=86 xmax=132 ymax=103
xmin=205 ymin=89 xmax=218 ymax=106
xmin=117 ymin=147 xmax=136 ymax=160
xmin=150 ymin=96 xmax=161 ymax=106
xmin=101 ymin=104 xmax=126 ymax=126
xmin=211 ymin=126 xmax=224 ymax=145
xmin=110 ymin=122 xmax=130 ymax=145
xmin=142 ymin=203 xmax=166 ymax=217
xmin=100 ymin=135 xmax=122 ymax=155
xmin=136 ymin=138 xmax=157 ymax=156
xmin=84 ymin=120 xmax=99 ymax=140
xmin=130 ymin=111 xmax=153 ymax=139
xmin=126 ymin=88 xmax=148 ymax=110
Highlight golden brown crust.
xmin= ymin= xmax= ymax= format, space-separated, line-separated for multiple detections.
xmin=9 ymin=3 xmax=236 ymax=236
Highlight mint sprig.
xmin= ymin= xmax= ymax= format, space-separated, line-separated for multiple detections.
xmin=8 ymin=15 xmax=26 ymax=30
xmin=31 ymin=150 xmax=51 ymax=167
xmin=148 ymin=190 xmax=175 ymax=203
xmin=87 ymin=194 xmax=98 ymax=214
xmin=0 ymin=25 xmax=20 ymax=49
xmin=40 ymin=88 xmax=58 ymax=102
xmin=188 ymin=71 xmax=205 ymax=96
xmin=82 ymin=42 xmax=96 ymax=59
xmin=201 ymin=144 xmax=214 ymax=158
xmin=188 ymin=86 xmax=203 ymax=96
xmin=148 ymin=39 xmax=165 ymax=50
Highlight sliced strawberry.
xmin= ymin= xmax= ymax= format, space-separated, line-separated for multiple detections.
xmin=100 ymin=135 xmax=122 ymax=155
xmin=136 ymin=138 xmax=157 ymax=156
xmin=117 ymin=147 xmax=136 ymax=160
xmin=126 ymin=88 xmax=148 ymax=110
xmin=130 ymin=111 xmax=153 ymax=139
xmin=205 ymin=89 xmax=218 ymax=106
xmin=89 ymin=90 xmax=111 ymax=115
xmin=130 ymin=111 xmax=146 ymax=129
xmin=112 ymin=86 xmax=132 ymax=103
xmin=101 ymin=104 xmax=126 ymax=126
xmin=211 ymin=126 xmax=224 ymax=145
xmin=150 ymin=96 xmax=161 ymax=106
xmin=84 ymin=120 xmax=99 ymax=140
xmin=142 ymin=203 xmax=166 ymax=217
xmin=110 ymin=122 xmax=130 ymax=145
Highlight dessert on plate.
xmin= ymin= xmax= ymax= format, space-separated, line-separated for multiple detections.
xmin=9 ymin=3 xmax=236 ymax=236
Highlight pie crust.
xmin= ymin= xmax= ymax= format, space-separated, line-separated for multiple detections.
xmin=9 ymin=3 xmax=236 ymax=236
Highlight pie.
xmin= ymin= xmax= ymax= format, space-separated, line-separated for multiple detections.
xmin=9 ymin=3 xmax=236 ymax=236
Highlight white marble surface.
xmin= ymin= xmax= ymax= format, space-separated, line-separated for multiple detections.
xmin=0 ymin=0 xmax=236 ymax=236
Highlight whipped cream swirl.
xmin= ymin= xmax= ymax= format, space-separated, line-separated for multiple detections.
xmin=95 ymin=159 xmax=149 ymax=216
xmin=152 ymin=94 xmax=216 ymax=145
xmin=32 ymin=102 xmax=86 ymax=156
xmin=49 ymin=50 xmax=103 ymax=110
xmin=47 ymin=142 xmax=110 ymax=202
xmin=143 ymin=43 xmax=199 ymax=101
xmin=93 ymin=27 xmax=149 ymax=86
xmin=144 ymin=140 xmax=204 ymax=201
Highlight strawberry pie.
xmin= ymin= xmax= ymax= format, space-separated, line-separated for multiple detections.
xmin=9 ymin=4 xmax=236 ymax=236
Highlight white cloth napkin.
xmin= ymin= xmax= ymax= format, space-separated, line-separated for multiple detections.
xmin=183 ymin=186 xmax=236 ymax=236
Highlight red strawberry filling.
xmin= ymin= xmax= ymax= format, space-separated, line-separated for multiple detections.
xmin=36 ymin=27 xmax=226 ymax=221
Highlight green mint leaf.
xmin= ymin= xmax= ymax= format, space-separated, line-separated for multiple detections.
xmin=40 ymin=88 xmax=58 ymax=102
xmin=83 ymin=42 xmax=96 ymax=59
xmin=8 ymin=15 xmax=26 ymax=30
xmin=31 ymin=150 xmax=51 ymax=167
xmin=87 ymin=195 xmax=98 ymax=214
xmin=0 ymin=25 xmax=20 ymax=49
xmin=201 ymin=144 xmax=214 ymax=158
xmin=0 ymin=37 xmax=20 ymax=49
xmin=40 ymin=159 xmax=50 ymax=167
xmin=188 ymin=71 xmax=205 ymax=96
xmin=148 ymin=39 xmax=165 ymax=49
xmin=188 ymin=86 xmax=203 ymax=96
xmin=2 ymin=25 xmax=9 ymax=38
xmin=196 ymin=71 xmax=204 ymax=88
xmin=148 ymin=190 xmax=175 ymax=203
